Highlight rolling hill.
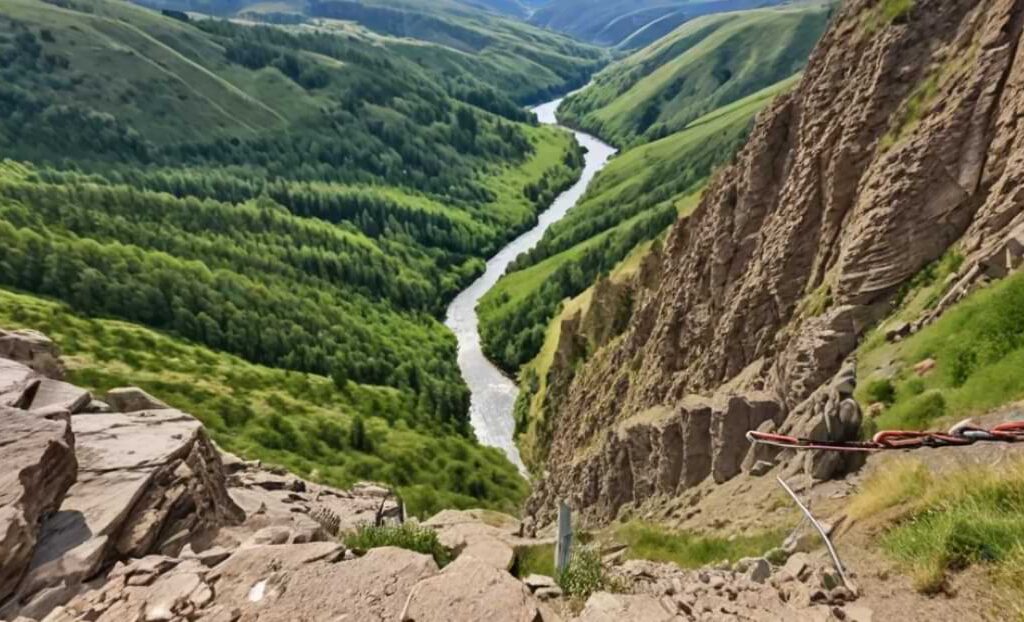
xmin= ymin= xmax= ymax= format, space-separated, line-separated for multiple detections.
xmin=528 ymin=0 xmax=796 ymax=48
xmin=131 ymin=0 xmax=608 ymax=103
xmin=0 ymin=0 xmax=592 ymax=510
xmin=558 ymin=3 xmax=833 ymax=147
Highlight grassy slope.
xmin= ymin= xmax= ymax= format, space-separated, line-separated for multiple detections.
xmin=528 ymin=0 xmax=791 ymax=47
xmin=2 ymin=0 xmax=308 ymax=144
xmin=478 ymin=78 xmax=796 ymax=375
xmin=308 ymin=2 xmax=608 ymax=104
xmin=854 ymin=261 xmax=1024 ymax=435
xmin=138 ymin=0 xmax=608 ymax=104
xmin=558 ymin=4 xmax=830 ymax=148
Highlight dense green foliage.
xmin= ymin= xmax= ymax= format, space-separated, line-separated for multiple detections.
xmin=528 ymin=0 xmax=791 ymax=48
xmin=344 ymin=523 xmax=452 ymax=566
xmin=858 ymin=266 xmax=1024 ymax=435
xmin=558 ymin=5 xmax=830 ymax=148
xmin=0 ymin=288 xmax=528 ymax=516
xmin=479 ymin=78 xmax=796 ymax=372
xmin=0 ymin=0 xmax=599 ymax=506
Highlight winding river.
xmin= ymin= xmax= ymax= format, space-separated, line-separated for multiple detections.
xmin=444 ymin=98 xmax=617 ymax=474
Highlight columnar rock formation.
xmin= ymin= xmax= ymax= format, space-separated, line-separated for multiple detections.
xmin=529 ymin=0 xmax=1024 ymax=524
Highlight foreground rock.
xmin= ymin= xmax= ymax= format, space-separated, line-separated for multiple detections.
xmin=0 ymin=410 xmax=76 ymax=605
xmin=596 ymin=554 xmax=869 ymax=622
xmin=3 ymin=409 xmax=245 ymax=618
xmin=402 ymin=555 xmax=545 ymax=622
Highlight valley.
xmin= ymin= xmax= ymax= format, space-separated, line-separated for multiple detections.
xmin=4 ymin=0 xmax=1024 ymax=620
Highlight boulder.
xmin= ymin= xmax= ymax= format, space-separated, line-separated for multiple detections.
xmin=577 ymin=592 xmax=676 ymax=622
xmin=401 ymin=555 xmax=542 ymax=622
xmin=0 ymin=410 xmax=77 ymax=604
xmin=461 ymin=535 xmax=515 ymax=571
xmin=0 ymin=329 xmax=65 ymax=379
xmin=27 ymin=379 xmax=91 ymax=415
xmin=104 ymin=387 xmax=168 ymax=413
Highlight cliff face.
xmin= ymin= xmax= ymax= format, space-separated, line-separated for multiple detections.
xmin=528 ymin=0 xmax=1024 ymax=523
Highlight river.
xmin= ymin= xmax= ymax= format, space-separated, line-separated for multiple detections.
xmin=443 ymin=98 xmax=617 ymax=474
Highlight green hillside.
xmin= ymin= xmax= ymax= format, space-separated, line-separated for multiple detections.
xmin=558 ymin=4 xmax=831 ymax=147
xmin=133 ymin=0 xmax=608 ymax=104
xmin=0 ymin=0 xmax=594 ymax=506
xmin=528 ymin=0 xmax=792 ymax=47
xmin=479 ymin=77 xmax=799 ymax=372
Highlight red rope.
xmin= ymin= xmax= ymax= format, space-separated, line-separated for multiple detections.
xmin=747 ymin=419 xmax=1024 ymax=452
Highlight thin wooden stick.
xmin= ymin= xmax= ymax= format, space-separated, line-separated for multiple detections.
xmin=776 ymin=476 xmax=857 ymax=595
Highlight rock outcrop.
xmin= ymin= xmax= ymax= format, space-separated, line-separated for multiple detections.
xmin=0 ymin=330 xmax=65 ymax=380
xmin=529 ymin=394 xmax=782 ymax=523
xmin=0 ymin=409 xmax=76 ymax=605
xmin=529 ymin=0 xmax=1024 ymax=523
xmin=0 ymin=338 xmax=562 ymax=622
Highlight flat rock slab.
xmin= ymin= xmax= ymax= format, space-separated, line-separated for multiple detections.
xmin=10 ymin=409 xmax=242 ymax=617
xmin=211 ymin=544 xmax=436 ymax=621
xmin=577 ymin=592 xmax=677 ymax=622
xmin=28 ymin=378 xmax=91 ymax=414
xmin=401 ymin=555 xmax=541 ymax=622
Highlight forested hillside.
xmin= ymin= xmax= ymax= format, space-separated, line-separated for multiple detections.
xmin=558 ymin=4 xmax=832 ymax=147
xmin=0 ymin=0 xmax=590 ymax=508
xmin=479 ymin=79 xmax=797 ymax=373
xmin=132 ymin=0 xmax=607 ymax=104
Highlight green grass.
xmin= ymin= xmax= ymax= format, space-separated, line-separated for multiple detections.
xmin=343 ymin=523 xmax=452 ymax=567
xmin=857 ymin=266 xmax=1024 ymax=434
xmin=850 ymin=458 xmax=1024 ymax=606
xmin=515 ymin=543 xmax=557 ymax=578
xmin=557 ymin=5 xmax=829 ymax=148
xmin=614 ymin=522 xmax=785 ymax=568
xmin=0 ymin=287 xmax=528 ymax=518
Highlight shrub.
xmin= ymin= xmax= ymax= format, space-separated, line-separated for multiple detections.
xmin=343 ymin=523 xmax=451 ymax=567
xmin=865 ymin=379 xmax=896 ymax=405
xmin=878 ymin=390 xmax=945 ymax=430
xmin=557 ymin=547 xmax=604 ymax=599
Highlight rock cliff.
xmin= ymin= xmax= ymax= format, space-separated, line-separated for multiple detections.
xmin=528 ymin=0 xmax=1024 ymax=524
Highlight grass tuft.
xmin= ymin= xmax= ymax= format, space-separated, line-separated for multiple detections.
xmin=556 ymin=547 xmax=605 ymax=599
xmin=850 ymin=458 xmax=1024 ymax=607
xmin=343 ymin=523 xmax=451 ymax=567
xmin=614 ymin=522 xmax=784 ymax=568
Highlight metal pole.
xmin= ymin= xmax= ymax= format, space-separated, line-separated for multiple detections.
xmin=554 ymin=500 xmax=572 ymax=573
xmin=776 ymin=476 xmax=857 ymax=595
